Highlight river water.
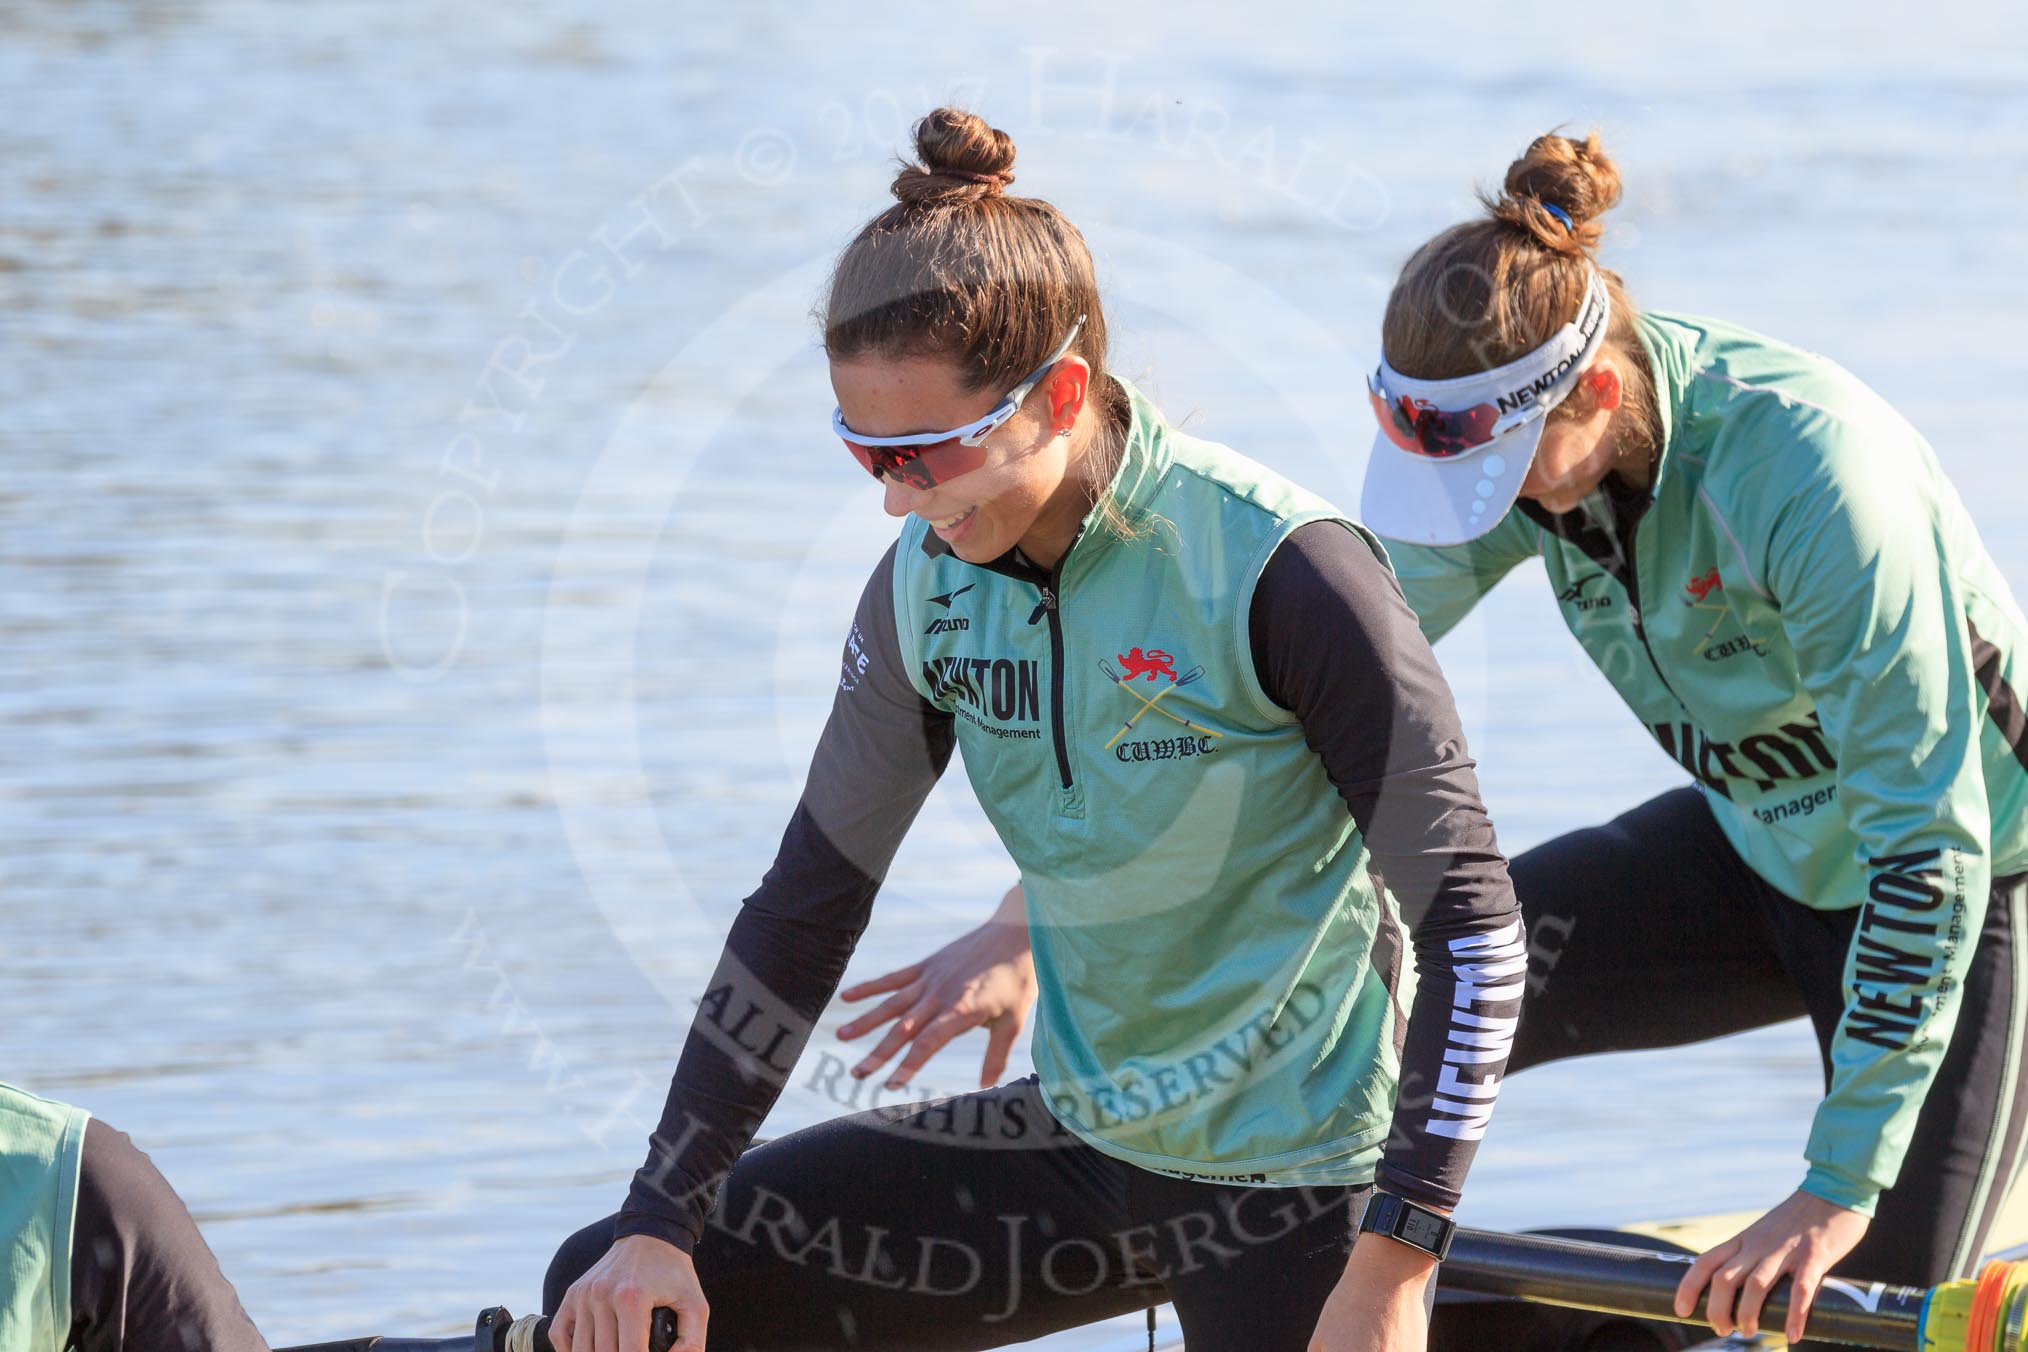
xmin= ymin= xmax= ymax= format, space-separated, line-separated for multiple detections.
xmin=4 ymin=2 xmax=2027 ymax=1345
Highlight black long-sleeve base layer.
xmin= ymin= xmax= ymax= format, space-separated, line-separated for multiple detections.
xmin=68 ymin=1118 xmax=271 ymax=1352
xmin=617 ymin=522 xmax=1518 ymax=1251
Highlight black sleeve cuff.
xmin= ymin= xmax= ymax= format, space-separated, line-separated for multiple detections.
xmin=1375 ymin=1162 xmax=1462 ymax=1214
xmin=612 ymin=1210 xmax=701 ymax=1255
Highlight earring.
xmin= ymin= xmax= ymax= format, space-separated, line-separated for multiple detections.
xmin=1057 ymin=428 xmax=1072 ymax=438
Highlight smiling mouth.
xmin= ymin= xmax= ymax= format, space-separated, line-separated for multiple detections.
xmin=932 ymin=508 xmax=977 ymax=531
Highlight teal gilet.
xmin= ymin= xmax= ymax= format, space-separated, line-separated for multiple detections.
xmin=1385 ymin=311 xmax=2028 ymax=1211
xmin=1 ymin=1083 xmax=88 ymax=1351
xmin=894 ymin=382 xmax=1406 ymax=1182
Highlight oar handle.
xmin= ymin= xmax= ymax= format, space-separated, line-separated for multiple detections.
xmin=278 ymin=1305 xmax=680 ymax=1352
xmin=484 ymin=1313 xmax=677 ymax=1352
xmin=1444 ymin=1228 xmax=1927 ymax=1351
xmin=514 ymin=1308 xmax=680 ymax=1352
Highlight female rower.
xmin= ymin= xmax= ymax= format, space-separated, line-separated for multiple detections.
xmin=0 ymin=1081 xmax=270 ymax=1351
xmin=851 ymin=131 xmax=2028 ymax=1347
xmin=1362 ymin=130 xmax=2028 ymax=1345
xmin=544 ymin=108 xmax=1524 ymax=1352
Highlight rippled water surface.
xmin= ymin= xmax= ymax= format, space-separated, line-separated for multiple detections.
xmin=5 ymin=3 xmax=2028 ymax=1345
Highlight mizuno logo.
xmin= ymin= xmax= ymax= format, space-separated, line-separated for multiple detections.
xmin=928 ymin=584 xmax=975 ymax=609
xmin=1555 ymin=573 xmax=1613 ymax=613
xmin=924 ymin=616 xmax=970 ymax=635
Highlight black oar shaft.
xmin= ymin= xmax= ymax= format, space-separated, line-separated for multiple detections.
xmin=277 ymin=1306 xmax=678 ymax=1352
xmin=1444 ymin=1228 xmax=1927 ymax=1351
xmin=277 ymin=1234 xmax=1939 ymax=1352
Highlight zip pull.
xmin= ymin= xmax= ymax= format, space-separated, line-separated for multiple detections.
xmin=1028 ymin=585 xmax=1057 ymax=625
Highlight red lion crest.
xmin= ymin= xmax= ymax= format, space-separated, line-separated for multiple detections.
xmin=1117 ymin=647 xmax=1178 ymax=682
xmin=1683 ymin=567 xmax=1723 ymax=604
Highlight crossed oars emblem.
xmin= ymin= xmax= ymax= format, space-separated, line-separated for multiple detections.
xmin=1098 ymin=650 xmax=1222 ymax=750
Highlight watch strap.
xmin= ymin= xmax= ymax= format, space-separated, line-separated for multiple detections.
xmin=1358 ymin=1190 xmax=1456 ymax=1261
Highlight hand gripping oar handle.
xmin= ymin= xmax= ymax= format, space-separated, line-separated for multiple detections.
xmin=278 ymin=1304 xmax=680 ymax=1352
xmin=1445 ymin=1228 xmax=1929 ymax=1350
xmin=481 ymin=1306 xmax=680 ymax=1352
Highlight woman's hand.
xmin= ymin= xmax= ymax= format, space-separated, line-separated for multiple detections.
xmin=1309 ymin=1231 xmax=1435 ymax=1352
xmin=837 ymin=883 xmax=1036 ymax=1089
xmin=551 ymin=1233 xmax=707 ymax=1352
xmin=1673 ymin=1189 xmax=1871 ymax=1342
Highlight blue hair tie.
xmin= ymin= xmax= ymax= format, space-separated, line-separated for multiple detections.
xmin=1540 ymin=201 xmax=1573 ymax=231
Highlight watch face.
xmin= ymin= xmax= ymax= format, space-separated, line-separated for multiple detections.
xmin=1399 ymin=1210 xmax=1448 ymax=1249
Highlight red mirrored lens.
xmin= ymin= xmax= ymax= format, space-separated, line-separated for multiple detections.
xmin=840 ymin=437 xmax=988 ymax=490
xmin=1368 ymin=384 xmax=1419 ymax=452
xmin=1416 ymin=401 xmax=1500 ymax=458
xmin=1366 ymin=385 xmax=1503 ymax=460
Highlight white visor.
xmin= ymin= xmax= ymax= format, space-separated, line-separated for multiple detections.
xmin=1360 ymin=267 xmax=1610 ymax=546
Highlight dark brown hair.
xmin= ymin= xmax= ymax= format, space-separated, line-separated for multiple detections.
xmin=1381 ymin=131 xmax=1660 ymax=461
xmin=820 ymin=107 xmax=1132 ymax=465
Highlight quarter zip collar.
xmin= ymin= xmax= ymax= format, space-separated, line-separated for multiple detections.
xmin=1630 ymin=309 xmax=1695 ymax=500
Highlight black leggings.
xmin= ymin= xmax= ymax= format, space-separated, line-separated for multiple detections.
xmin=69 ymin=1118 xmax=270 ymax=1352
xmin=1511 ymin=786 xmax=2028 ymax=1287
xmin=549 ymin=788 xmax=2028 ymax=1348
xmin=545 ymin=1076 xmax=1367 ymax=1351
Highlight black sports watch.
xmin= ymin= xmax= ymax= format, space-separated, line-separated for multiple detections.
xmin=1358 ymin=1190 xmax=1456 ymax=1261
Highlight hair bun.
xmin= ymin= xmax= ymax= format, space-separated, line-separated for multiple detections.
xmin=1483 ymin=130 xmax=1622 ymax=257
xmin=891 ymin=107 xmax=1016 ymax=208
